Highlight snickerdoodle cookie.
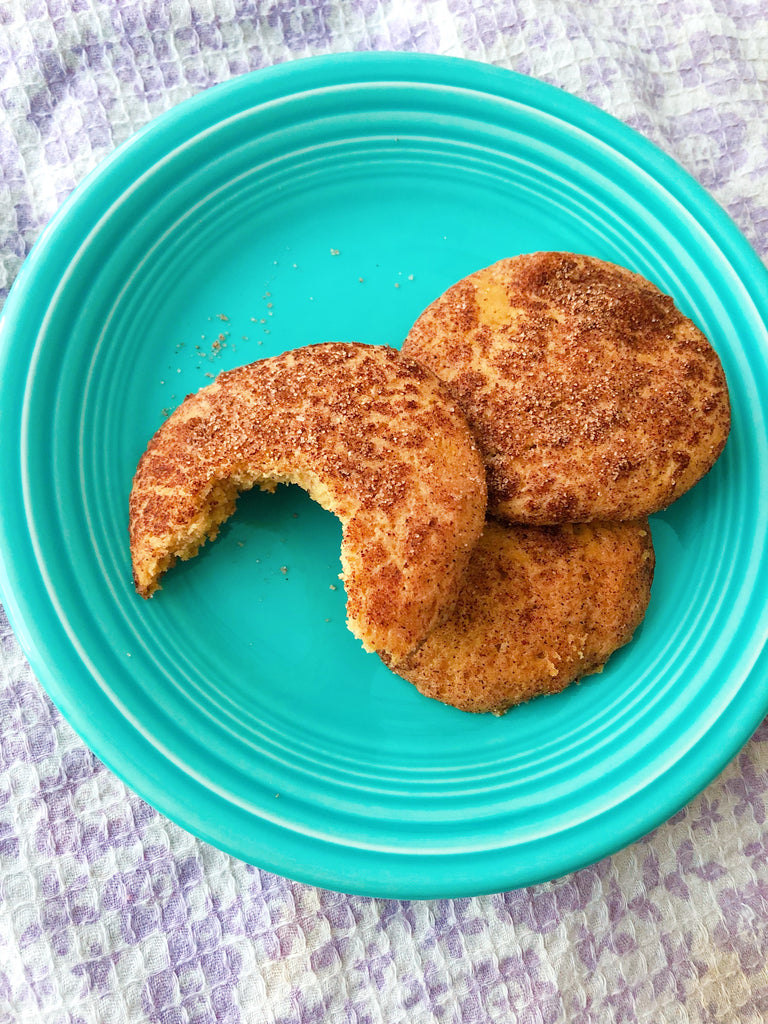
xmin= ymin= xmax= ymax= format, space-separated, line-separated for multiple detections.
xmin=383 ymin=518 xmax=655 ymax=713
xmin=403 ymin=253 xmax=730 ymax=524
xmin=129 ymin=342 xmax=487 ymax=664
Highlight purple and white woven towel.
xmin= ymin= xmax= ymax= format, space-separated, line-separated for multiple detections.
xmin=1 ymin=2 xmax=767 ymax=1022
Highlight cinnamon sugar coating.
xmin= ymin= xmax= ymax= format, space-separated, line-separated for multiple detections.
xmin=383 ymin=518 xmax=655 ymax=714
xmin=129 ymin=343 xmax=487 ymax=664
xmin=403 ymin=253 xmax=730 ymax=523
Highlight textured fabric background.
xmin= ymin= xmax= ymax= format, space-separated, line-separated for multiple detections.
xmin=1 ymin=2 xmax=767 ymax=1022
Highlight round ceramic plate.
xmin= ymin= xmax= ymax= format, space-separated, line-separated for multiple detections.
xmin=1 ymin=53 xmax=767 ymax=898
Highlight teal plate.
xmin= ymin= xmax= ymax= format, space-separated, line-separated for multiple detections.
xmin=1 ymin=53 xmax=767 ymax=898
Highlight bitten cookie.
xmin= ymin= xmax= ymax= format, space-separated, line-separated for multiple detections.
xmin=403 ymin=252 xmax=730 ymax=524
xmin=383 ymin=518 xmax=655 ymax=714
xmin=129 ymin=342 xmax=486 ymax=664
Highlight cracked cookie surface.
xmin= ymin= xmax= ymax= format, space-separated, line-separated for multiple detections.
xmin=403 ymin=253 xmax=730 ymax=523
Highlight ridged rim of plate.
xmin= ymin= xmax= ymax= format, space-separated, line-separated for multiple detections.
xmin=1 ymin=52 xmax=767 ymax=897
